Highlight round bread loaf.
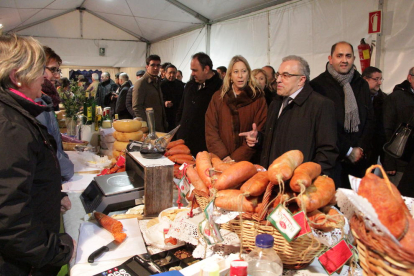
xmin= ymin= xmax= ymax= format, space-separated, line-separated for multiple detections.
xmin=114 ymin=140 xmax=129 ymax=152
xmin=113 ymin=119 xmax=142 ymax=132
xmin=113 ymin=130 xmax=143 ymax=142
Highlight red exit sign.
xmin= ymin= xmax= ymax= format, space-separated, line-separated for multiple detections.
xmin=368 ymin=10 xmax=382 ymax=34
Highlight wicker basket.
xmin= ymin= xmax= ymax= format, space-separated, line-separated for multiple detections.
xmin=62 ymin=140 xmax=88 ymax=151
xmin=222 ymin=218 xmax=326 ymax=269
xmin=351 ymin=215 xmax=414 ymax=275
xmin=195 ymin=195 xmax=210 ymax=211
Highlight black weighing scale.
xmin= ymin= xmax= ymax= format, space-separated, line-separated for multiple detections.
xmin=80 ymin=170 xmax=144 ymax=214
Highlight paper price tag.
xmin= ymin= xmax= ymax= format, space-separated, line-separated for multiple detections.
xmin=199 ymin=200 xmax=223 ymax=245
xmin=293 ymin=211 xmax=311 ymax=238
xmin=178 ymin=177 xmax=190 ymax=198
xmin=318 ymin=239 xmax=353 ymax=275
xmin=267 ymin=204 xmax=301 ymax=242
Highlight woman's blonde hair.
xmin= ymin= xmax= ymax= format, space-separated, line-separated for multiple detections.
xmin=220 ymin=55 xmax=261 ymax=99
xmin=0 ymin=34 xmax=46 ymax=89
xmin=251 ymin=68 xmax=269 ymax=89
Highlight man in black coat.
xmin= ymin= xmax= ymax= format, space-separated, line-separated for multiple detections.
xmin=383 ymin=66 xmax=414 ymax=186
xmin=240 ymin=55 xmax=338 ymax=176
xmin=361 ymin=66 xmax=387 ymax=169
xmin=96 ymin=72 xmax=117 ymax=108
xmin=310 ymin=41 xmax=374 ymax=188
xmin=115 ymin=73 xmax=133 ymax=119
xmin=176 ymin=52 xmax=223 ymax=156
xmin=161 ymin=64 xmax=184 ymax=131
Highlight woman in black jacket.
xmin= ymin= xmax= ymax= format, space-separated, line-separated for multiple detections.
xmin=0 ymin=35 xmax=74 ymax=275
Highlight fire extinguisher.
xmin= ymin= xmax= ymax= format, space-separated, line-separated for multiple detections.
xmin=358 ymin=38 xmax=371 ymax=73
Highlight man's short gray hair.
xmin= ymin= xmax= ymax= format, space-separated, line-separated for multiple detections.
xmin=92 ymin=73 xmax=99 ymax=80
xmin=120 ymin=73 xmax=129 ymax=81
xmin=102 ymin=72 xmax=110 ymax=78
xmin=282 ymin=55 xmax=310 ymax=81
xmin=409 ymin=67 xmax=414 ymax=76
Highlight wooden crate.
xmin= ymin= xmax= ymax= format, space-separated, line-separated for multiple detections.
xmin=126 ymin=151 xmax=174 ymax=217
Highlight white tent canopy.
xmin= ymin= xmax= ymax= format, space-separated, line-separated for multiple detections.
xmin=1 ymin=0 xmax=413 ymax=92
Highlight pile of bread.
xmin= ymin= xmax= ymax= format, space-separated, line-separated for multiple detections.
xmin=112 ymin=119 xmax=147 ymax=159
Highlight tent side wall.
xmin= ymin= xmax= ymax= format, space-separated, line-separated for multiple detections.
xmin=151 ymin=0 xmax=414 ymax=93
xmin=150 ymin=27 xmax=207 ymax=82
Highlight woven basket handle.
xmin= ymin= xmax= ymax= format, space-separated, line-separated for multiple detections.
xmin=365 ymin=164 xmax=394 ymax=195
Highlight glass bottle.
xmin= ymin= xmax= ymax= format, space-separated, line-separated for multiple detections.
xmin=101 ymin=110 xmax=112 ymax=129
xmin=140 ymin=108 xmax=165 ymax=159
xmin=83 ymin=92 xmax=90 ymax=124
xmin=95 ymin=106 xmax=102 ymax=131
xmin=155 ymin=124 xmax=180 ymax=149
xmin=246 ymin=234 xmax=283 ymax=276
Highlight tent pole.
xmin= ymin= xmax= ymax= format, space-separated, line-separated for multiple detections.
xmin=206 ymin=24 xmax=211 ymax=55
xmin=374 ymin=0 xmax=384 ymax=68
xmin=80 ymin=9 xmax=83 ymax=38
xmin=146 ymin=43 xmax=151 ymax=59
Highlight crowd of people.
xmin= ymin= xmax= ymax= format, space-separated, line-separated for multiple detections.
xmin=1 ymin=33 xmax=414 ymax=274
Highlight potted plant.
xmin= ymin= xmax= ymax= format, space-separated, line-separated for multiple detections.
xmin=58 ymin=81 xmax=86 ymax=135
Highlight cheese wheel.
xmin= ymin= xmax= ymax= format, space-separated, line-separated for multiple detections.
xmin=113 ymin=130 xmax=143 ymax=142
xmin=140 ymin=127 xmax=149 ymax=133
xmin=112 ymin=149 xmax=123 ymax=159
xmin=113 ymin=119 xmax=142 ymax=132
xmin=114 ymin=141 xmax=129 ymax=152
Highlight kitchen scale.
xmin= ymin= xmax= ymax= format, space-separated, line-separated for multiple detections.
xmin=80 ymin=170 xmax=144 ymax=214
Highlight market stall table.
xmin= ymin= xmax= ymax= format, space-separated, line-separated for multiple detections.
xmin=62 ymin=151 xmax=360 ymax=275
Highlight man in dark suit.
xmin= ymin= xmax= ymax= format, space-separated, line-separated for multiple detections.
xmin=132 ymin=55 xmax=167 ymax=132
xmin=310 ymin=41 xmax=374 ymax=188
xmin=176 ymin=52 xmax=223 ymax=156
xmin=240 ymin=55 xmax=338 ymax=176
xmin=361 ymin=66 xmax=387 ymax=169
xmin=115 ymin=73 xmax=132 ymax=119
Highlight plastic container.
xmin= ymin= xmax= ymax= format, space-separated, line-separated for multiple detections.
xmin=246 ymin=234 xmax=283 ymax=276
xmin=230 ymin=260 xmax=247 ymax=276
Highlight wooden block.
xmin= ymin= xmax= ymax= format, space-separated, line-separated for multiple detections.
xmin=126 ymin=151 xmax=174 ymax=217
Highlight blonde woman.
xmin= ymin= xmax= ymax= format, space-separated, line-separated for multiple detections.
xmin=252 ymin=68 xmax=275 ymax=105
xmin=205 ymin=55 xmax=267 ymax=162
xmin=0 ymin=35 xmax=74 ymax=275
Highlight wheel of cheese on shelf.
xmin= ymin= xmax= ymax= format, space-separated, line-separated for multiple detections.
xmin=112 ymin=149 xmax=123 ymax=159
xmin=113 ymin=119 xmax=142 ymax=133
xmin=113 ymin=130 xmax=143 ymax=142
xmin=114 ymin=140 xmax=129 ymax=151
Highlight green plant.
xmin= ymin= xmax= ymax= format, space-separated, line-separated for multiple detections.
xmin=58 ymin=81 xmax=87 ymax=120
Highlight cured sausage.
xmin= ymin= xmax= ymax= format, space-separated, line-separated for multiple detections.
xmin=268 ymin=150 xmax=304 ymax=184
xmin=214 ymin=161 xmax=257 ymax=190
xmin=240 ymin=171 xmax=269 ymax=196
xmin=167 ymin=139 xmax=185 ymax=149
xmin=196 ymin=151 xmax=213 ymax=188
xmin=296 ymin=175 xmax=335 ymax=213
xmin=165 ymin=144 xmax=191 ymax=156
xmin=215 ymin=190 xmax=257 ymax=212
xmin=185 ymin=165 xmax=209 ymax=197
xmin=290 ymin=162 xmax=321 ymax=192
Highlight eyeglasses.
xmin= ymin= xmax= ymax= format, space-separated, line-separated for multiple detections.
xmin=149 ymin=63 xmax=161 ymax=68
xmin=275 ymin=72 xmax=304 ymax=80
xmin=368 ymin=77 xmax=384 ymax=82
xmin=45 ymin=66 xmax=62 ymax=75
